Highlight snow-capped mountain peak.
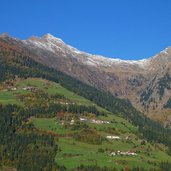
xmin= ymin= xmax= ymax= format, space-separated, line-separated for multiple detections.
xmin=18 ymin=33 xmax=171 ymax=70
xmin=22 ymin=33 xmax=150 ymax=69
xmin=43 ymin=33 xmax=64 ymax=44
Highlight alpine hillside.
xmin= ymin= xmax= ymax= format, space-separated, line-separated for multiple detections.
xmin=1 ymin=33 xmax=171 ymax=126
xmin=1 ymin=32 xmax=171 ymax=170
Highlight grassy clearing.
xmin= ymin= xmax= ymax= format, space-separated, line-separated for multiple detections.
xmin=32 ymin=114 xmax=171 ymax=170
xmin=0 ymin=90 xmax=27 ymax=105
xmin=0 ymin=91 xmax=18 ymax=105
xmin=55 ymin=135 xmax=170 ymax=170
xmin=16 ymin=78 xmax=95 ymax=105
xmin=56 ymin=137 xmax=159 ymax=170
xmin=31 ymin=113 xmax=138 ymax=136
xmin=0 ymin=78 xmax=108 ymax=113
xmin=31 ymin=118 xmax=68 ymax=135
xmin=16 ymin=78 xmax=109 ymax=113
xmin=92 ymin=115 xmax=138 ymax=134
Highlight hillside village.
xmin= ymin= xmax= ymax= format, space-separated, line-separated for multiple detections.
xmin=1 ymin=82 xmax=142 ymax=160
xmin=0 ymin=77 xmax=170 ymax=170
xmin=55 ymin=112 xmax=141 ymax=157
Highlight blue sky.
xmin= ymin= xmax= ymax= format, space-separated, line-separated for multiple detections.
xmin=1 ymin=0 xmax=171 ymax=60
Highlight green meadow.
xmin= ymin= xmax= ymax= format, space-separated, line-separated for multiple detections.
xmin=32 ymin=115 xmax=171 ymax=170
xmin=1 ymin=78 xmax=171 ymax=170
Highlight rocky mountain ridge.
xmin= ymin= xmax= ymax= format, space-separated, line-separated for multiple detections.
xmin=1 ymin=33 xmax=171 ymax=125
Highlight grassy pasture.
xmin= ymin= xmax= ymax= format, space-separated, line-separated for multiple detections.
xmin=1 ymin=78 xmax=171 ymax=170
xmin=32 ymin=115 xmax=171 ymax=170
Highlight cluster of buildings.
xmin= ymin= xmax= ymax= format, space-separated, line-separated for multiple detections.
xmin=80 ymin=117 xmax=87 ymax=121
xmin=4 ymin=86 xmax=38 ymax=93
xmin=110 ymin=151 xmax=137 ymax=156
xmin=79 ymin=117 xmax=110 ymax=124
xmin=106 ymin=135 xmax=120 ymax=139
xmin=91 ymin=119 xmax=110 ymax=124
xmin=63 ymin=117 xmax=111 ymax=126
xmin=22 ymin=86 xmax=38 ymax=92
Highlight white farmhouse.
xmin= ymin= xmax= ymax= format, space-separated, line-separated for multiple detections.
xmin=106 ymin=135 xmax=120 ymax=139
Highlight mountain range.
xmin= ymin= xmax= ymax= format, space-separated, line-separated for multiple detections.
xmin=1 ymin=33 xmax=171 ymax=126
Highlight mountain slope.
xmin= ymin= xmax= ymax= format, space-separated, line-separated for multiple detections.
xmin=1 ymin=33 xmax=171 ymax=125
xmin=0 ymin=34 xmax=171 ymax=170
xmin=0 ymin=77 xmax=171 ymax=171
xmin=0 ymin=34 xmax=171 ymax=151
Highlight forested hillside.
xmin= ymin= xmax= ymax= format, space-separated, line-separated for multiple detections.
xmin=0 ymin=40 xmax=171 ymax=170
